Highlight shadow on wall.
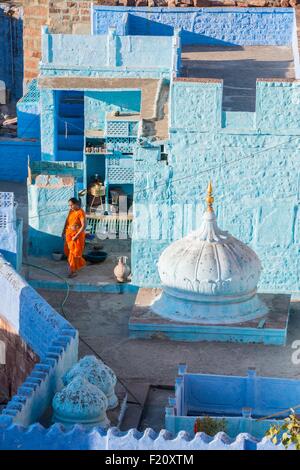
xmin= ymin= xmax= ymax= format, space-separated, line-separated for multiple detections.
xmin=0 ymin=319 xmax=39 ymax=400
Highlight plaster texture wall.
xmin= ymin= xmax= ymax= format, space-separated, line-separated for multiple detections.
xmin=93 ymin=6 xmax=294 ymax=46
xmin=132 ymin=79 xmax=300 ymax=292
xmin=0 ymin=254 xmax=78 ymax=426
xmin=0 ymin=7 xmax=23 ymax=100
xmin=28 ymin=175 xmax=76 ymax=256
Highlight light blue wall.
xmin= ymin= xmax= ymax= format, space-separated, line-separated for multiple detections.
xmin=0 ymin=140 xmax=41 ymax=182
xmin=27 ymin=161 xmax=83 ymax=256
xmin=0 ymin=8 xmax=23 ymax=100
xmin=0 ymin=255 xmax=78 ymax=426
xmin=84 ymin=90 xmax=141 ymax=131
xmin=132 ymin=79 xmax=300 ymax=292
xmin=93 ymin=6 xmax=294 ymax=46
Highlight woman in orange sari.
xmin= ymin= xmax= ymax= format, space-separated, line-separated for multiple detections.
xmin=62 ymin=198 xmax=86 ymax=278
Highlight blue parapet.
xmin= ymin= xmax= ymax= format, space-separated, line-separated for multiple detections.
xmin=17 ymin=79 xmax=40 ymax=140
xmin=0 ymin=7 xmax=23 ymax=100
xmin=165 ymin=367 xmax=300 ymax=441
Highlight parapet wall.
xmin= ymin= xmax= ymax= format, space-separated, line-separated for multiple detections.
xmin=0 ymin=255 xmax=78 ymax=426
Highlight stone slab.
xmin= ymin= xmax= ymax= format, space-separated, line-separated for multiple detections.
xmin=129 ymin=288 xmax=290 ymax=345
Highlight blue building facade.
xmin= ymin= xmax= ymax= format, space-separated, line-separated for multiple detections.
xmin=0 ymin=6 xmax=23 ymax=101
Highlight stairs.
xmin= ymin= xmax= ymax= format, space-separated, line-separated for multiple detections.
xmin=57 ymin=91 xmax=84 ymax=161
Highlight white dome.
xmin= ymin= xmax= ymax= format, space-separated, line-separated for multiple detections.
xmin=158 ymin=210 xmax=261 ymax=303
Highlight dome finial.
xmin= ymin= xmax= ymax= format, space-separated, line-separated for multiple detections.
xmin=206 ymin=180 xmax=214 ymax=212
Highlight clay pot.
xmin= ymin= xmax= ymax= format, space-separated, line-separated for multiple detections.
xmin=114 ymin=256 xmax=131 ymax=283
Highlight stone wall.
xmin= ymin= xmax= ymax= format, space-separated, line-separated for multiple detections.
xmin=132 ymin=79 xmax=300 ymax=292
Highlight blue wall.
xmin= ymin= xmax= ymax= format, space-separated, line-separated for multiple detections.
xmin=17 ymin=79 xmax=41 ymax=140
xmin=84 ymin=90 xmax=141 ymax=131
xmin=0 ymin=140 xmax=41 ymax=182
xmin=132 ymin=79 xmax=300 ymax=293
xmin=0 ymin=8 xmax=23 ymax=100
xmin=93 ymin=6 xmax=294 ymax=46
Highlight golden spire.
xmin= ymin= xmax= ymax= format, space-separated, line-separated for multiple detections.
xmin=206 ymin=180 xmax=214 ymax=212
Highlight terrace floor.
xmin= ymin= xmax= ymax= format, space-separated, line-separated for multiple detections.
xmin=181 ymin=46 xmax=295 ymax=112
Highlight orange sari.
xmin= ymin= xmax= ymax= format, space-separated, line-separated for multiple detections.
xmin=64 ymin=208 xmax=86 ymax=273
